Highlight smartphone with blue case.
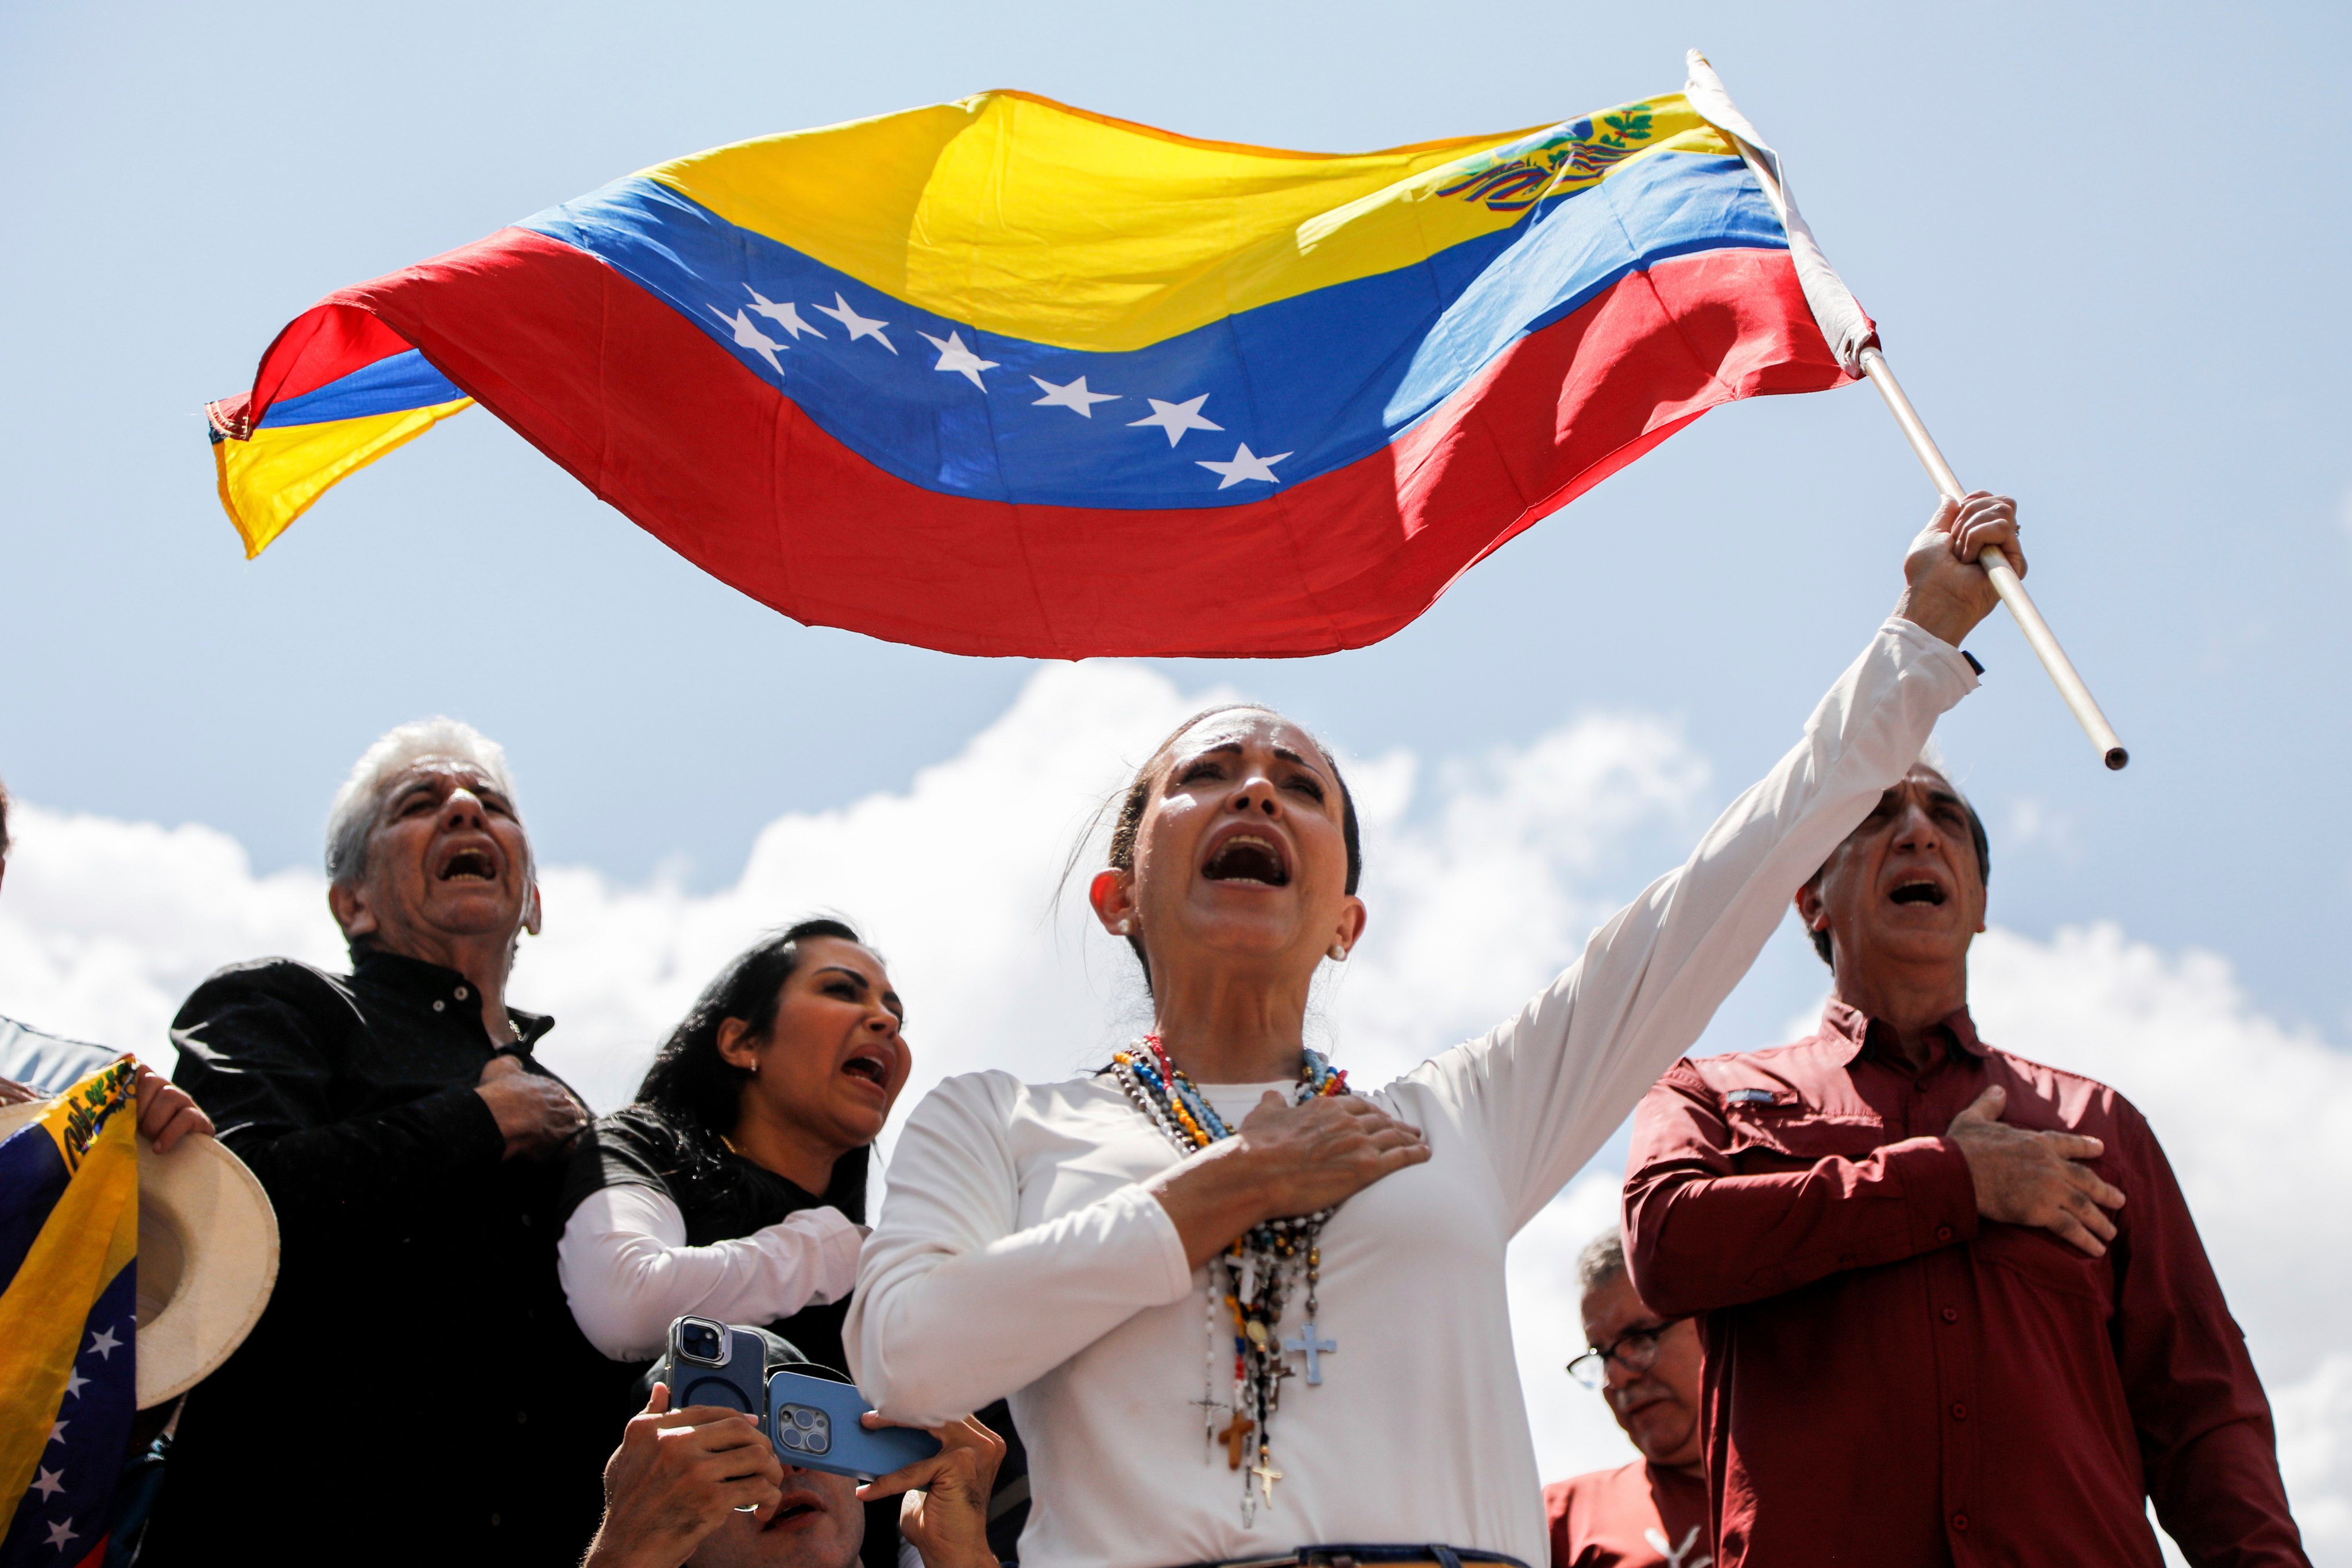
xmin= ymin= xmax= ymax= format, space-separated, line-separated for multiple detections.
xmin=766 ymin=1369 xmax=941 ymax=1482
xmin=663 ymin=1316 xmax=769 ymax=1415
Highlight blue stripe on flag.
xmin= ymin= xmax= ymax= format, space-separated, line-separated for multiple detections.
xmin=517 ymin=152 xmax=1786 ymax=509
xmin=259 ymin=349 xmax=466 ymax=428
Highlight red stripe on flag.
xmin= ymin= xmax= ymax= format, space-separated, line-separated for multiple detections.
xmin=337 ymin=230 xmax=1844 ymax=658
xmin=244 ymin=303 xmax=420 ymax=426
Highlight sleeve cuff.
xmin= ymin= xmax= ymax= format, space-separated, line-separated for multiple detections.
xmin=1880 ymin=615 xmax=1983 ymax=699
xmin=428 ymin=1082 xmax=508 ymax=1167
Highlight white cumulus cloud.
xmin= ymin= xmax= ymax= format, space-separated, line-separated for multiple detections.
xmin=2 ymin=660 xmax=2347 ymax=1554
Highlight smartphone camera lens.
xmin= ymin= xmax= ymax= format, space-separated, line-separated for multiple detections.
xmin=680 ymin=1323 xmax=723 ymax=1362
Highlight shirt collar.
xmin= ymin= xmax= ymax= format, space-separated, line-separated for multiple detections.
xmin=1820 ymin=998 xmax=1984 ymax=1066
xmin=352 ymin=948 xmax=555 ymax=1051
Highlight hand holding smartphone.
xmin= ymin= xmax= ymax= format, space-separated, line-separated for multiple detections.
xmin=661 ymin=1316 xmax=943 ymax=1484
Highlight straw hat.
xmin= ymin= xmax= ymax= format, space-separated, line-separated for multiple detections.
xmin=0 ymin=1100 xmax=279 ymax=1408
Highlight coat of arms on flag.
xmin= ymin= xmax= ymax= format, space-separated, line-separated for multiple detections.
xmin=206 ymin=75 xmax=1862 ymax=660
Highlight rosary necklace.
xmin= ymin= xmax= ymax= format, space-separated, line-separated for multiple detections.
xmin=1109 ymin=1033 xmax=1346 ymax=1524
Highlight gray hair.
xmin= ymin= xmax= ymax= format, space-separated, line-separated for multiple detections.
xmin=325 ymin=718 xmax=526 ymax=888
xmin=1577 ymin=1228 xmax=1628 ymax=1294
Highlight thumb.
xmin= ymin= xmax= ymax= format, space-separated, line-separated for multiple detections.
xmin=644 ymin=1381 xmax=672 ymax=1416
xmin=1951 ymin=1084 xmax=2006 ymax=1126
xmin=1258 ymin=1090 xmax=1287 ymax=1109
xmin=478 ymin=1055 xmax=523 ymax=1084
xmin=1926 ymin=495 xmax=1961 ymax=535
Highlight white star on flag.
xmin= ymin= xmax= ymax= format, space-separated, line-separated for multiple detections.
xmin=1197 ymin=443 xmax=1292 ymax=489
xmin=812 ymin=293 xmax=896 ymax=352
xmin=1129 ymin=395 xmax=1223 ymax=447
xmin=744 ymin=287 xmax=824 ymax=339
xmin=31 ymin=1467 xmax=64 ymax=1501
xmin=45 ymin=1520 xmax=76 ymax=1551
xmin=1030 ymin=374 xmax=1121 ymax=416
xmin=87 ymin=1326 xmax=121 ymax=1360
xmin=706 ymin=307 xmax=789 ymax=377
xmin=49 ymin=1420 xmax=67 ymax=1444
xmin=920 ymin=331 xmax=999 ymax=390
xmin=62 ymin=1369 xmax=87 ymax=1400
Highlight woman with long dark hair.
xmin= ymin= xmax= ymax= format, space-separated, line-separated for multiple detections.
xmin=848 ymin=500 xmax=2023 ymax=1568
xmin=558 ymin=917 xmax=909 ymax=1377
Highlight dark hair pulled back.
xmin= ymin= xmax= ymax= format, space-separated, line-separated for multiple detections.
xmin=636 ymin=917 xmax=866 ymax=1146
xmin=1096 ymin=705 xmax=1363 ymax=990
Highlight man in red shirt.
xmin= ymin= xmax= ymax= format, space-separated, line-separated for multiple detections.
xmin=1547 ymin=1231 xmax=1710 ymax=1568
xmin=1622 ymin=762 xmax=2308 ymax=1567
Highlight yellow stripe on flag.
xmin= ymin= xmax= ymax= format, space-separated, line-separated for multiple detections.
xmin=215 ymin=398 xmax=473 ymax=558
xmin=646 ymin=90 xmax=1735 ymax=353
xmin=0 ymin=1065 xmax=138 ymax=1536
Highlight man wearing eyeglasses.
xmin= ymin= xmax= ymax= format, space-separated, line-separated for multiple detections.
xmin=1620 ymin=763 xmax=2305 ymax=1567
xmin=1548 ymin=1231 xmax=1708 ymax=1568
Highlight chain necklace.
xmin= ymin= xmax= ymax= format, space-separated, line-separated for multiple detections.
xmin=1108 ymin=1033 xmax=1347 ymax=1525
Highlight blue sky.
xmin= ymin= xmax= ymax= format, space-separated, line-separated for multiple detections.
xmin=2 ymin=0 xmax=2346 ymax=1043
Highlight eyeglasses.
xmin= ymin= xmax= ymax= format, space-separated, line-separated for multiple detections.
xmin=1566 ymin=1319 xmax=1685 ymax=1389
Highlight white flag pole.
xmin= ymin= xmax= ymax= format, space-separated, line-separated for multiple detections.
xmin=1685 ymin=52 xmax=2129 ymax=770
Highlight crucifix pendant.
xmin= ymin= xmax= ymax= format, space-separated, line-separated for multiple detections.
xmin=1283 ymin=1321 xmax=1338 ymax=1385
xmin=1191 ymin=1395 xmax=1225 ymax=1452
xmin=1218 ymin=1412 xmax=1256 ymax=1470
xmin=1250 ymin=1451 xmax=1284 ymax=1502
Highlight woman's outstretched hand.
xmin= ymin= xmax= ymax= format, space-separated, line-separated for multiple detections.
xmin=1145 ymin=1092 xmax=1431 ymax=1269
xmin=1893 ymin=491 xmax=2024 ymax=648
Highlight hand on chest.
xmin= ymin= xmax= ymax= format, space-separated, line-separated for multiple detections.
xmin=1019 ymin=1087 xmax=1501 ymax=1277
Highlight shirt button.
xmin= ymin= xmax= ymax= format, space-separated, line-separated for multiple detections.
xmin=1952 ymin=1513 xmax=1969 ymax=1532
xmin=515 ymin=1411 xmax=528 ymax=1425
xmin=1936 ymin=1225 xmax=1955 ymax=1243
xmin=1951 ymin=1402 xmax=1968 ymax=1420
xmin=432 ymin=1000 xmax=446 ymax=1013
xmin=455 ymin=986 xmax=470 ymax=1001
xmin=1941 ymin=1306 xmax=1959 ymax=1323
xmin=489 ymin=1513 xmax=501 ymax=1528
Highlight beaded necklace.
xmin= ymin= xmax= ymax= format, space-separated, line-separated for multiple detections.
xmin=1108 ymin=1033 xmax=1348 ymax=1525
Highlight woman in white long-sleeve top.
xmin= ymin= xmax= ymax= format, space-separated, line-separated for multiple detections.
xmin=557 ymin=918 xmax=908 ymax=1371
xmin=847 ymin=497 xmax=2026 ymax=1568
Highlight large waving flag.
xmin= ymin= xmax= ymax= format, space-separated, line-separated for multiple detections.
xmin=0 ymin=1063 xmax=138 ymax=1568
xmin=208 ymin=71 xmax=1861 ymax=658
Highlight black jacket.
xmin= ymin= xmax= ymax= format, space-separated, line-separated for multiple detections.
xmin=149 ymin=951 xmax=625 ymax=1566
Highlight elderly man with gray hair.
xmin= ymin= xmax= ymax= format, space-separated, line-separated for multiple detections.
xmin=148 ymin=719 xmax=617 ymax=1566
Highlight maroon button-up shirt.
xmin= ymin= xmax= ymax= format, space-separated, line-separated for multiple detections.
xmin=1621 ymin=1002 xmax=2305 ymax=1567
xmin=1546 ymin=1460 xmax=1712 ymax=1568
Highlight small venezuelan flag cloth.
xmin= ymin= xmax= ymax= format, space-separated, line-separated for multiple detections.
xmin=208 ymin=71 xmax=1860 ymax=658
xmin=0 ymin=1062 xmax=138 ymax=1568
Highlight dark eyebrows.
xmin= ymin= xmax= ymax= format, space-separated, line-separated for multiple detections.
xmin=1270 ymin=744 xmax=1326 ymax=779
xmin=816 ymin=965 xmax=905 ymax=1019
xmin=1175 ymin=737 xmax=1326 ymax=779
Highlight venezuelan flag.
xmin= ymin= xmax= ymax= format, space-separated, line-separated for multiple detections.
xmin=208 ymin=77 xmax=1859 ymax=658
xmin=0 ymin=1063 xmax=138 ymax=1568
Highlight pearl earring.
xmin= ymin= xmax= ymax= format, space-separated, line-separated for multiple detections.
xmin=1115 ymin=920 xmax=1134 ymax=935
xmin=1328 ymin=943 xmax=1348 ymax=961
